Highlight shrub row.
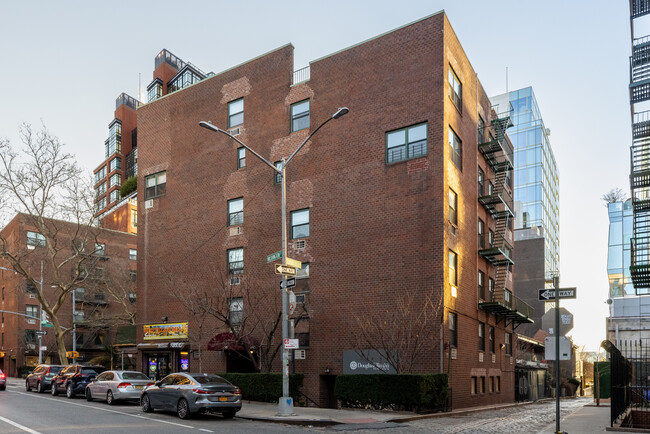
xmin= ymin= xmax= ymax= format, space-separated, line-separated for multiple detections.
xmin=335 ymin=374 xmax=448 ymax=411
xmin=219 ymin=373 xmax=304 ymax=403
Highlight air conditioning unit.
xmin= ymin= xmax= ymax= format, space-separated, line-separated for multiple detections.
xmin=295 ymin=349 xmax=306 ymax=359
xmin=294 ymin=240 xmax=306 ymax=249
xmin=492 ymin=354 xmax=496 ymax=363
xmin=27 ymin=319 xmax=36 ymax=325
xmin=230 ymin=277 xmax=240 ymax=285
xmin=229 ymin=127 xmax=241 ymax=136
xmin=229 ymin=226 xmax=243 ymax=236
xmin=451 ymin=348 xmax=457 ymax=360
xmin=478 ymin=352 xmax=483 ymax=363
xmin=29 ymin=294 xmax=36 ymax=299
xmin=145 ymin=199 xmax=154 ymax=209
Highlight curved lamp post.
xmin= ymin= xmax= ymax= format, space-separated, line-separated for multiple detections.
xmin=199 ymin=106 xmax=348 ymax=415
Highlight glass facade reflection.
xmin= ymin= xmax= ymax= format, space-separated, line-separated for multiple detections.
xmin=608 ymin=200 xmax=636 ymax=297
xmin=491 ymin=87 xmax=560 ymax=280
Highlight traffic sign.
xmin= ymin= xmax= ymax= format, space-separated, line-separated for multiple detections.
xmin=286 ymin=257 xmax=302 ymax=269
xmin=284 ymin=338 xmax=299 ymax=349
xmin=538 ymin=288 xmax=577 ymax=301
xmin=542 ymin=308 xmax=574 ymax=335
xmin=275 ymin=264 xmax=297 ymax=276
xmin=42 ymin=322 xmax=53 ymax=328
xmin=289 ymin=292 xmax=296 ymax=314
xmin=66 ymin=351 xmax=79 ymax=358
xmin=35 ymin=330 xmax=47 ymax=336
xmin=267 ymin=251 xmax=282 ymax=263
xmin=280 ymin=278 xmax=296 ymax=289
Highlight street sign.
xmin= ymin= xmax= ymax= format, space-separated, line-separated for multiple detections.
xmin=286 ymin=257 xmax=302 ymax=269
xmin=289 ymin=292 xmax=296 ymax=314
xmin=66 ymin=351 xmax=79 ymax=358
xmin=42 ymin=322 xmax=53 ymax=328
xmin=542 ymin=308 xmax=574 ymax=335
xmin=538 ymin=287 xmax=577 ymax=301
xmin=284 ymin=338 xmax=299 ymax=349
xmin=39 ymin=346 xmax=47 ymax=351
xmin=544 ymin=337 xmax=571 ymax=361
xmin=280 ymin=278 xmax=296 ymax=289
xmin=35 ymin=330 xmax=47 ymax=336
xmin=267 ymin=251 xmax=283 ymax=263
xmin=275 ymin=264 xmax=297 ymax=276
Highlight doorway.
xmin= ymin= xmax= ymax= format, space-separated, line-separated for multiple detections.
xmin=146 ymin=353 xmax=171 ymax=380
xmin=320 ymin=374 xmax=338 ymax=409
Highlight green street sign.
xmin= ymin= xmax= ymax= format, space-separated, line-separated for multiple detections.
xmin=267 ymin=251 xmax=283 ymax=263
xmin=42 ymin=322 xmax=53 ymax=328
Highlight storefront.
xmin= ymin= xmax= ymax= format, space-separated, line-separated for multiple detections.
xmin=138 ymin=322 xmax=189 ymax=380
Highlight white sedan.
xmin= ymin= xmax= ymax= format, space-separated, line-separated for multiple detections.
xmin=85 ymin=370 xmax=153 ymax=405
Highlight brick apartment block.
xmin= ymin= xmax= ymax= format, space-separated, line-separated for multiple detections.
xmin=135 ymin=11 xmax=531 ymax=409
xmin=0 ymin=214 xmax=136 ymax=375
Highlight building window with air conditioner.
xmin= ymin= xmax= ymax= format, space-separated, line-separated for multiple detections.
xmin=228 ymin=248 xmax=244 ymax=275
xmin=291 ymin=209 xmax=310 ymax=239
xmin=228 ymin=198 xmax=244 ymax=226
xmin=145 ymin=171 xmax=166 ymax=199
xmin=228 ymin=98 xmax=244 ymax=128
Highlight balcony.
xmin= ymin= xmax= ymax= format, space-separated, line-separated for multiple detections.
xmin=478 ymin=183 xmax=514 ymax=217
xmin=631 ymin=237 xmax=650 ymax=289
xmin=632 ymin=0 xmax=650 ymax=18
xmin=479 ymin=291 xmax=534 ymax=327
xmin=292 ymin=66 xmax=310 ymax=85
xmin=478 ymin=233 xmax=514 ymax=266
xmin=478 ymin=112 xmax=514 ymax=173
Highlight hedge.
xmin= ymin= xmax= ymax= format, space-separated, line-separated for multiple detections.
xmin=120 ymin=176 xmax=137 ymax=197
xmin=335 ymin=374 xmax=448 ymax=411
xmin=219 ymin=373 xmax=304 ymax=403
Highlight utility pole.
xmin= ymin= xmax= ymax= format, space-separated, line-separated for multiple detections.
xmin=554 ymin=275 xmax=561 ymax=434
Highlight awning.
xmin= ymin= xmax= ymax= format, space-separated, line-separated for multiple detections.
xmin=207 ymin=332 xmax=259 ymax=351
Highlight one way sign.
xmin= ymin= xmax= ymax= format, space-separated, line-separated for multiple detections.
xmin=538 ymin=288 xmax=577 ymax=301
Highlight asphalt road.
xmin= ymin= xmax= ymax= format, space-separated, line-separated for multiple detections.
xmin=0 ymin=381 xmax=310 ymax=434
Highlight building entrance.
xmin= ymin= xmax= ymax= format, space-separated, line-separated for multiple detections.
xmin=146 ymin=354 xmax=171 ymax=380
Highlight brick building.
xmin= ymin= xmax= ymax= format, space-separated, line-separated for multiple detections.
xmin=0 ymin=213 xmax=136 ymax=375
xmin=135 ymin=11 xmax=533 ymax=409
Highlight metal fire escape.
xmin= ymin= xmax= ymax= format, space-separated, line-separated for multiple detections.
xmin=630 ymin=0 xmax=650 ymax=290
xmin=478 ymin=107 xmax=533 ymax=327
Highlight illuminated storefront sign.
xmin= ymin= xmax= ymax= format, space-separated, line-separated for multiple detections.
xmin=143 ymin=322 xmax=188 ymax=341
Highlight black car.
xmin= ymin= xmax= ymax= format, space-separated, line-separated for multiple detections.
xmin=25 ymin=364 xmax=64 ymax=393
xmin=51 ymin=365 xmax=106 ymax=398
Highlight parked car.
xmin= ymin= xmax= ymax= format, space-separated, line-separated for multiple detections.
xmin=25 ymin=364 xmax=64 ymax=393
xmin=86 ymin=371 xmax=153 ymax=405
xmin=141 ymin=372 xmax=242 ymax=419
xmin=0 ymin=369 xmax=6 ymax=391
xmin=51 ymin=365 xmax=106 ymax=398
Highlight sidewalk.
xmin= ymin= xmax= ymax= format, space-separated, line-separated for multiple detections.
xmin=537 ymin=404 xmax=610 ymax=434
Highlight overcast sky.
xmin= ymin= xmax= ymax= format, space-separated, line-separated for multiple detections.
xmin=0 ymin=1 xmax=630 ymax=352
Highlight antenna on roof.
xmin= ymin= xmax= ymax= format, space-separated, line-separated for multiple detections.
xmin=138 ymin=73 xmax=142 ymax=103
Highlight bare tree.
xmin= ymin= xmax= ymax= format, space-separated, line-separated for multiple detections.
xmin=0 ymin=123 xmax=99 ymax=364
xmin=351 ymin=288 xmax=442 ymax=374
xmin=168 ymin=268 xmax=284 ymax=373
xmin=602 ymin=188 xmax=628 ymax=206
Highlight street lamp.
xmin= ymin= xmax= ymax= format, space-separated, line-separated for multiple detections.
xmin=199 ymin=106 xmax=349 ymax=416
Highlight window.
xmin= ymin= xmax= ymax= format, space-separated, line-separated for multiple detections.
xmin=489 ymin=326 xmax=495 ymax=353
xmin=505 ymin=332 xmax=512 ymax=355
xmin=145 ymin=172 xmax=166 ymax=199
xmin=449 ymin=127 xmax=462 ymax=169
xmin=129 ymin=249 xmax=137 ymax=261
xmin=296 ymin=332 xmax=310 ymax=348
xmin=95 ymin=243 xmax=105 ymax=256
xmin=129 ymin=270 xmax=137 ymax=282
xmin=228 ymin=248 xmax=244 ymax=275
xmin=489 ymin=376 xmax=494 ymax=393
xmin=147 ymin=81 xmax=162 ymax=102
xmin=95 ymin=197 xmax=106 ymax=213
xmin=478 ymin=219 xmax=485 ymax=249
xmin=26 ymin=281 xmax=37 ymax=294
xmin=291 ymin=209 xmax=310 ymax=239
xmin=228 ymin=297 xmax=243 ymax=325
xmin=505 ymin=289 xmax=512 ymax=308
xmin=228 ymin=198 xmax=244 ymax=226
xmin=488 ymin=229 xmax=494 ymax=247
xmin=131 ymin=209 xmax=137 ymax=228
xmin=128 ymin=292 xmax=136 ymax=303
xmin=95 ymin=182 xmax=106 ymax=197
xmin=296 ymin=263 xmax=310 ymax=279
xmin=26 ymin=305 xmax=38 ymax=319
xmin=386 ymin=123 xmax=428 ymax=164
xmin=274 ymin=161 xmax=283 ymax=184
xmin=95 ymin=166 xmax=106 ymax=184
xmin=449 ymin=188 xmax=457 ymax=225
xmin=291 ymin=99 xmax=310 ymax=132
xmin=228 ymin=98 xmax=244 ymax=128
xmin=25 ymin=330 xmax=37 ymax=345
xmin=471 ymin=376 xmax=477 ymax=394
xmin=488 ymin=277 xmax=494 ymax=300
xmin=237 ymin=147 xmax=246 ymax=169
xmin=105 ymin=121 xmax=122 ymax=158
xmin=26 ymin=231 xmax=46 ymax=247
xmin=448 ymin=250 xmax=458 ymax=287
xmin=448 ymin=66 xmax=462 ymax=110
xmin=478 ymin=115 xmax=485 ymax=144
xmin=109 ymin=174 xmax=121 ymax=188
xmin=478 ymin=322 xmax=485 ymax=352
xmin=479 ymin=377 xmax=485 ymax=394
xmin=449 ymin=312 xmax=457 ymax=347
xmin=496 ymin=376 xmax=501 ymax=392
xmin=478 ymin=167 xmax=484 ymax=195
xmin=109 ymin=157 xmax=122 ymax=173
xmin=109 ymin=190 xmax=120 ymax=204
xmin=74 ymin=310 xmax=84 ymax=322
xmin=478 ymin=270 xmax=485 ymax=300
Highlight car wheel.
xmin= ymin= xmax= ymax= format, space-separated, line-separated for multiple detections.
xmin=177 ymin=398 xmax=191 ymax=419
xmin=222 ymin=410 xmax=236 ymax=419
xmin=0 ymin=386 xmax=5 ymax=391
xmin=106 ymin=390 xmax=115 ymax=405
xmin=86 ymin=388 xmax=93 ymax=401
xmin=25 ymin=380 xmax=31 ymax=392
xmin=66 ymin=383 xmax=75 ymax=399
xmin=51 ymin=383 xmax=58 ymax=396
xmin=141 ymin=394 xmax=153 ymax=413
xmin=37 ymin=381 xmax=45 ymax=394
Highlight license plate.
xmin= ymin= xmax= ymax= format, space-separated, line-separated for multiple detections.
xmin=135 ymin=385 xmax=144 ymax=389
xmin=219 ymin=397 xmax=228 ymax=402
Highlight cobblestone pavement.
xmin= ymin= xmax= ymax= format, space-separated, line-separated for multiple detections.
xmin=325 ymin=398 xmax=591 ymax=433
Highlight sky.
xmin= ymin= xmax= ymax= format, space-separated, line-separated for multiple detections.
xmin=0 ymin=1 xmax=631 ymax=352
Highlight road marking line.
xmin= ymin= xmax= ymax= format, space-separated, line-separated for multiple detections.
xmin=8 ymin=390 xmax=194 ymax=429
xmin=199 ymin=429 xmax=214 ymax=433
xmin=0 ymin=416 xmax=42 ymax=434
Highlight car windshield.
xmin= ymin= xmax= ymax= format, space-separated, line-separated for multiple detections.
xmin=120 ymin=372 xmax=149 ymax=380
xmin=49 ymin=367 xmax=63 ymax=374
xmin=192 ymin=375 xmax=230 ymax=385
xmin=81 ymin=368 xmax=99 ymax=375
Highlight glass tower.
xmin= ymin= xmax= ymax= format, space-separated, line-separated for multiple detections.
xmin=608 ymin=200 xmax=634 ymax=298
xmin=491 ymin=87 xmax=560 ymax=280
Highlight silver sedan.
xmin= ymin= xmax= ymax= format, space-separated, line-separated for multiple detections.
xmin=85 ymin=370 xmax=153 ymax=405
xmin=141 ymin=372 xmax=242 ymax=419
